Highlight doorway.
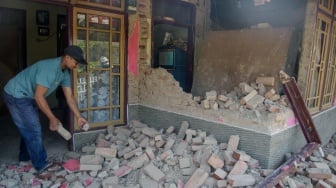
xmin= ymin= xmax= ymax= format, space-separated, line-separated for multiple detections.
xmin=0 ymin=7 xmax=26 ymax=116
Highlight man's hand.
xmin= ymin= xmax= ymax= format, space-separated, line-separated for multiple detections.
xmin=77 ymin=117 xmax=88 ymax=129
xmin=62 ymin=87 xmax=89 ymax=130
xmin=49 ymin=117 xmax=61 ymax=131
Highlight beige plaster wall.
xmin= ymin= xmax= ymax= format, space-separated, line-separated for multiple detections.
xmin=191 ymin=28 xmax=293 ymax=96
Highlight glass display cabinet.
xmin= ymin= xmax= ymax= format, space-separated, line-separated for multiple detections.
xmin=72 ymin=7 xmax=125 ymax=131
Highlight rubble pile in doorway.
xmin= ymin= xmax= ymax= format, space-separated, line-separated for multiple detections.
xmin=0 ymin=120 xmax=336 ymax=188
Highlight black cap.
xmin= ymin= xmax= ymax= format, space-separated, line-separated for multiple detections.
xmin=64 ymin=45 xmax=87 ymax=65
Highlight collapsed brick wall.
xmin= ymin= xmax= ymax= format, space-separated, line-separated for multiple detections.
xmin=127 ymin=0 xmax=300 ymax=137
xmin=138 ymin=64 xmax=293 ymax=133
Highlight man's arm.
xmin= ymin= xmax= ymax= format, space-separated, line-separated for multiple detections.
xmin=62 ymin=86 xmax=87 ymax=128
xmin=35 ymin=84 xmax=59 ymax=131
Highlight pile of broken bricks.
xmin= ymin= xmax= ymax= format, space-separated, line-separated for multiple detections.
xmin=195 ymin=76 xmax=288 ymax=112
xmin=0 ymin=120 xmax=335 ymax=188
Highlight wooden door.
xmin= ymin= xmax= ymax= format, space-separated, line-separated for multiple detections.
xmin=71 ymin=7 xmax=126 ymax=131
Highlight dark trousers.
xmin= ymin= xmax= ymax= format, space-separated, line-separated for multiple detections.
xmin=2 ymin=91 xmax=48 ymax=170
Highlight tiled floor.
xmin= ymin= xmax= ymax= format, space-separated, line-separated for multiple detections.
xmin=0 ymin=114 xmax=69 ymax=164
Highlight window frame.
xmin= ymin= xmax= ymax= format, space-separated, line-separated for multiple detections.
xmin=305 ymin=1 xmax=336 ymax=114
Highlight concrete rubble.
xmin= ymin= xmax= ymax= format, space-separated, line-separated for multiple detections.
xmin=0 ymin=120 xmax=335 ymax=188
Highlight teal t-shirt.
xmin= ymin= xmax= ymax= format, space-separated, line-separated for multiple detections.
xmin=4 ymin=57 xmax=71 ymax=99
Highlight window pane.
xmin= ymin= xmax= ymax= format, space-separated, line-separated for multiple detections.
xmin=112 ymin=0 xmax=121 ymax=8
xmin=112 ymin=41 xmax=120 ymax=64
xmin=76 ymin=30 xmax=87 ymax=74
xmin=112 ymin=108 xmax=120 ymax=120
xmin=90 ymin=0 xmax=109 ymax=5
xmin=112 ymin=75 xmax=120 ymax=105
xmin=323 ymin=0 xmax=329 ymax=7
xmin=112 ymin=65 xmax=120 ymax=73
xmin=89 ymin=31 xmax=110 ymax=67
xmin=77 ymin=74 xmax=88 ymax=109
xmin=88 ymin=14 xmax=110 ymax=30
xmin=112 ymin=18 xmax=121 ymax=31
xmin=90 ymin=109 xmax=110 ymax=123
xmin=77 ymin=0 xmax=123 ymax=10
xmin=89 ymin=71 xmax=110 ymax=107
xmin=112 ymin=33 xmax=120 ymax=42
xmin=77 ymin=13 xmax=86 ymax=27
